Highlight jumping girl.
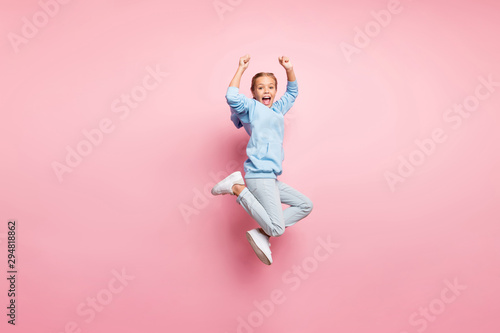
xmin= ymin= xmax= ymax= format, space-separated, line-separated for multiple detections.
xmin=211 ymin=54 xmax=313 ymax=265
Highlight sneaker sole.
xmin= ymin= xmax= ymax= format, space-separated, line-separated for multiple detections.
xmin=246 ymin=231 xmax=272 ymax=265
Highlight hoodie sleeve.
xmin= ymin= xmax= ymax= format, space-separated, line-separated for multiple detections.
xmin=226 ymin=86 xmax=252 ymax=115
xmin=230 ymin=109 xmax=243 ymax=129
xmin=272 ymin=80 xmax=298 ymax=116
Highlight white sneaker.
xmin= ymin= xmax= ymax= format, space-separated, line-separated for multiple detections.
xmin=246 ymin=228 xmax=272 ymax=265
xmin=211 ymin=171 xmax=245 ymax=195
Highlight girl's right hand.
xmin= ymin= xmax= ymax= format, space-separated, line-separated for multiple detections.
xmin=239 ymin=54 xmax=250 ymax=70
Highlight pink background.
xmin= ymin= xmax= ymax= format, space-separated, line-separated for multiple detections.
xmin=1 ymin=0 xmax=499 ymax=332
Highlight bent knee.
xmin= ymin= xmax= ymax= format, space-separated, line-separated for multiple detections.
xmin=300 ymin=199 xmax=313 ymax=215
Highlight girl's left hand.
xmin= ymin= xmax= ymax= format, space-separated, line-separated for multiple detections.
xmin=278 ymin=56 xmax=293 ymax=70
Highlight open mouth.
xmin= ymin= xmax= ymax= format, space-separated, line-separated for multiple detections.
xmin=262 ymin=97 xmax=271 ymax=106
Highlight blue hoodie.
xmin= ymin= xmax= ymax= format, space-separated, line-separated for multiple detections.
xmin=226 ymin=80 xmax=298 ymax=179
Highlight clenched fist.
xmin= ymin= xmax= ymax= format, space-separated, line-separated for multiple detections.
xmin=239 ymin=54 xmax=251 ymax=70
xmin=278 ymin=56 xmax=293 ymax=70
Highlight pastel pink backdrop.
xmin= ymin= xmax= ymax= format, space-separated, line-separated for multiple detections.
xmin=1 ymin=0 xmax=499 ymax=332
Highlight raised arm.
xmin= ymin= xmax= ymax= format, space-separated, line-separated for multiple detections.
xmin=226 ymin=54 xmax=253 ymax=114
xmin=229 ymin=54 xmax=251 ymax=88
xmin=273 ymin=56 xmax=298 ymax=115
xmin=278 ymin=56 xmax=296 ymax=81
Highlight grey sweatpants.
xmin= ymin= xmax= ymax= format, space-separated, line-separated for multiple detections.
xmin=236 ymin=178 xmax=313 ymax=237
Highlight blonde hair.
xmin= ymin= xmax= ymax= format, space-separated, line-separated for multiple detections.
xmin=251 ymin=72 xmax=278 ymax=96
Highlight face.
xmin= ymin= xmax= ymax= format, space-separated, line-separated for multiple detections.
xmin=252 ymin=76 xmax=276 ymax=108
